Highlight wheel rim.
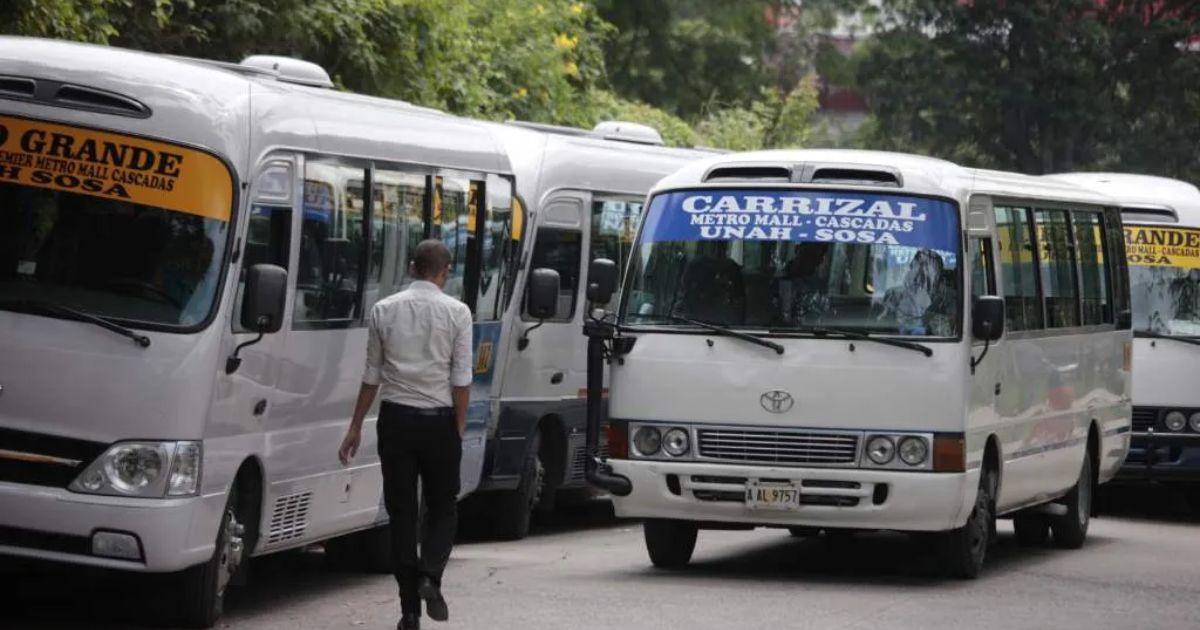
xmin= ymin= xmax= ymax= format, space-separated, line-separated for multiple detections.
xmin=530 ymin=454 xmax=545 ymax=510
xmin=217 ymin=508 xmax=245 ymax=596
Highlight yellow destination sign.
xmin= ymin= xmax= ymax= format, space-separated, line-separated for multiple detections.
xmin=0 ymin=115 xmax=233 ymax=221
xmin=1124 ymin=225 xmax=1200 ymax=268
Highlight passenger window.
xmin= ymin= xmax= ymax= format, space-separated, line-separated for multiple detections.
xmin=527 ymin=227 xmax=581 ymax=320
xmin=234 ymin=204 xmax=291 ymax=332
xmin=969 ymin=237 xmax=995 ymax=301
xmin=1104 ymin=208 xmax=1132 ymax=322
xmin=294 ymin=161 xmax=367 ymax=327
xmin=1072 ymin=211 xmax=1111 ymax=325
xmin=366 ymin=169 xmax=427 ymax=309
xmin=431 ymin=174 xmax=476 ymax=305
xmin=476 ymin=176 xmax=519 ymax=321
xmin=589 ymin=198 xmax=642 ymax=309
xmin=993 ymin=207 xmax=1043 ymax=331
xmin=1035 ymin=209 xmax=1080 ymax=328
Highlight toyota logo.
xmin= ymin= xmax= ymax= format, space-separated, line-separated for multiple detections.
xmin=760 ymin=390 xmax=794 ymax=414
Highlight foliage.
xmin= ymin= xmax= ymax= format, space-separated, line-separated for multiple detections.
xmin=697 ymin=77 xmax=821 ymax=151
xmin=855 ymin=0 xmax=1200 ymax=179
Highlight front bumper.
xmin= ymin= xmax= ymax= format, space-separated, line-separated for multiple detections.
xmin=1115 ymin=433 xmax=1200 ymax=484
xmin=0 ymin=481 xmax=225 ymax=572
xmin=608 ymin=459 xmax=977 ymax=532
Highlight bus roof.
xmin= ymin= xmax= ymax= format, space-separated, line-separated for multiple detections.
xmin=0 ymin=37 xmax=511 ymax=178
xmin=1044 ymin=173 xmax=1200 ymax=227
xmin=652 ymin=148 xmax=1115 ymax=208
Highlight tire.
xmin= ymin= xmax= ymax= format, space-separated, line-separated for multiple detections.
xmin=1051 ymin=450 xmax=1093 ymax=550
xmin=644 ymin=519 xmax=698 ymax=569
xmin=937 ymin=468 xmax=995 ymax=580
xmin=788 ymin=526 xmax=820 ymax=538
xmin=491 ymin=432 xmax=543 ymax=540
xmin=1012 ymin=515 xmax=1050 ymax=547
xmin=173 ymin=486 xmax=247 ymax=628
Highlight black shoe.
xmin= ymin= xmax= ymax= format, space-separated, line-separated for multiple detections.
xmin=417 ymin=577 xmax=449 ymax=622
xmin=397 ymin=613 xmax=420 ymax=630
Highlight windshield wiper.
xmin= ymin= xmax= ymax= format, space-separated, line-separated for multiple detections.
xmin=1134 ymin=330 xmax=1200 ymax=347
xmin=777 ymin=325 xmax=933 ymax=357
xmin=639 ymin=313 xmax=784 ymax=355
xmin=0 ymin=299 xmax=151 ymax=348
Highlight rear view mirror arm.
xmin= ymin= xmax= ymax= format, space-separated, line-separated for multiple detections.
xmin=517 ymin=320 xmax=545 ymax=352
xmin=970 ymin=336 xmax=991 ymax=375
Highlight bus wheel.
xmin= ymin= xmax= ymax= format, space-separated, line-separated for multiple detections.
xmin=937 ymin=468 xmax=995 ymax=580
xmin=644 ymin=519 xmax=698 ymax=569
xmin=174 ymin=486 xmax=246 ymax=628
xmin=491 ymin=432 xmax=543 ymax=540
xmin=1051 ymin=451 xmax=1092 ymax=549
xmin=1012 ymin=515 xmax=1050 ymax=546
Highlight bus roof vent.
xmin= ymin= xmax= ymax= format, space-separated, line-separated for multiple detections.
xmin=240 ymin=55 xmax=334 ymax=89
xmin=809 ymin=167 xmax=901 ymax=187
xmin=592 ymin=121 xmax=664 ymax=145
xmin=704 ymin=165 xmax=793 ymax=183
xmin=1121 ymin=205 xmax=1178 ymax=223
xmin=53 ymin=84 xmax=151 ymax=118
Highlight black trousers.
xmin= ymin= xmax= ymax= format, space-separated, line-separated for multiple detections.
xmin=377 ymin=401 xmax=461 ymax=616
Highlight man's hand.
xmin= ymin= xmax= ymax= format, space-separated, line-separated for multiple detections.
xmin=338 ymin=426 xmax=361 ymax=465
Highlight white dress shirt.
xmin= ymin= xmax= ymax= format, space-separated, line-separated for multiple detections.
xmin=363 ymin=280 xmax=474 ymax=408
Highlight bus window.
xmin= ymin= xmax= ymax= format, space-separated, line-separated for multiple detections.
xmin=234 ymin=204 xmax=291 ymax=332
xmin=367 ymin=168 xmax=426 ymax=307
xmin=589 ymin=198 xmax=642 ymax=309
xmin=994 ymin=206 xmax=1043 ymax=331
xmin=969 ymin=237 xmax=995 ymax=301
xmin=1072 ymin=211 xmax=1111 ymax=325
xmin=526 ymin=227 xmax=581 ymax=320
xmin=1035 ymin=209 xmax=1080 ymax=328
xmin=431 ymin=174 xmax=475 ymax=305
xmin=477 ymin=176 xmax=518 ymax=321
xmin=294 ymin=160 xmax=367 ymax=327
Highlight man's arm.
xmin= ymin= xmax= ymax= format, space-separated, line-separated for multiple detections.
xmin=449 ymin=306 xmax=474 ymax=437
xmin=341 ymin=306 xmax=383 ymax=464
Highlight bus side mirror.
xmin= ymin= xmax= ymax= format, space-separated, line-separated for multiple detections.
xmin=972 ymin=295 xmax=1005 ymax=341
xmin=1116 ymin=309 xmax=1132 ymax=329
xmin=586 ymin=258 xmax=618 ymax=305
xmin=519 ymin=268 xmax=560 ymax=351
xmin=228 ymin=264 xmax=288 ymax=374
xmin=241 ymin=264 xmax=288 ymax=333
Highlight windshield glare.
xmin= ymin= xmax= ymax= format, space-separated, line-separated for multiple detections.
xmin=622 ymin=189 xmax=962 ymax=337
xmin=1126 ymin=225 xmax=1200 ymax=336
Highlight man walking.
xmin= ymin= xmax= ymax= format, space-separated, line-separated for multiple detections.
xmin=339 ymin=239 xmax=471 ymax=630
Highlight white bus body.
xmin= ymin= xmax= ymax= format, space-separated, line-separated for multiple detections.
xmin=469 ymin=121 xmax=716 ymax=538
xmin=0 ymin=38 xmax=526 ymax=627
xmin=574 ymin=150 xmax=1133 ymax=578
xmin=1047 ymin=174 xmax=1200 ymax=490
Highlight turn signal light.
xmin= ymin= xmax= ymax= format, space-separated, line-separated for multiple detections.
xmin=932 ymin=436 xmax=965 ymax=472
xmin=606 ymin=421 xmax=629 ymax=459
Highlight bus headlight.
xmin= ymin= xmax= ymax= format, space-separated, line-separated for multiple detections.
xmin=1189 ymin=412 xmax=1200 ymax=434
xmin=632 ymin=427 xmax=662 ymax=456
xmin=865 ymin=436 xmax=895 ymax=465
xmin=70 ymin=441 xmax=202 ymax=498
xmin=1164 ymin=411 xmax=1187 ymax=432
xmin=662 ymin=428 xmax=690 ymax=457
xmin=898 ymin=436 xmax=929 ymax=466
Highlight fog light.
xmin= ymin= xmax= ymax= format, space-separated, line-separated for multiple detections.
xmin=866 ymin=436 xmax=895 ymax=465
xmin=662 ymin=428 xmax=690 ymax=457
xmin=1165 ymin=411 xmax=1187 ymax=432
xmin=898 ymin=437 xmax=929 ymax=466
xmin=632 ymin=426 xmax=662 ymax=456
xmin=92 ymin=531 xmax=142 ymax=560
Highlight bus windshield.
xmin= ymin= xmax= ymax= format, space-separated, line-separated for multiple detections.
xmin=1127 ymin=225 xmax=1200 ymax=336
xmin=622 ymin=189 xmax=962 ymax=337
xmin=0 ymin=117 xmax=234 ymax=329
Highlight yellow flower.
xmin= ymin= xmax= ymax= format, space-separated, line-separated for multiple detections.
xmin=514 ymin=87 xmax=529 ymax=98
xmin=570 ymin=3 xmax=585 ymax=15
xmin=554 ymin=33 xmax=578 ymax=50
xmin=535 ymin=4 xmax=545 ymax=15
xmin=563 ymin=61 xmax=579 ymax=77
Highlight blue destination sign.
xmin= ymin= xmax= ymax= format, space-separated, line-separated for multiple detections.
xmin=641 ymin=189 xmax=959 ymax=250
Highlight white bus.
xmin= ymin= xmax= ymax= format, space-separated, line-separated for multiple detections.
xmin=469 ymin=121 xmax=716 ymax=538
xmin=1047 ymin=173 xmax=1200 ymax=501
xmin=0 ymin=38 xmax=529 ymax=627
xmin=553 ymin=149 xmax=1133 ymax=578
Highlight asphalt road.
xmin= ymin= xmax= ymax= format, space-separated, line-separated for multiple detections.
xmin=5 ymin=487 xmax=1199 ymax=630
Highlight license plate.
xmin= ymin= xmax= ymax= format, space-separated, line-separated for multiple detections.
xmin=744 ymin=482 xmax=800 ymax=511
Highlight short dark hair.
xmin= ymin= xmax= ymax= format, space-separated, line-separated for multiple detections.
xmin=412 ymin=239 xmax=452 ymax=279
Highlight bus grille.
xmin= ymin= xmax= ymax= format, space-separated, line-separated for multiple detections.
xmin=1131 ymin=407 xmax=1159 ymax=433
xmin=0 ymin=427 xmax=105 ymax=488
xmin=696 ymin=428 xmax=859 ymax=466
